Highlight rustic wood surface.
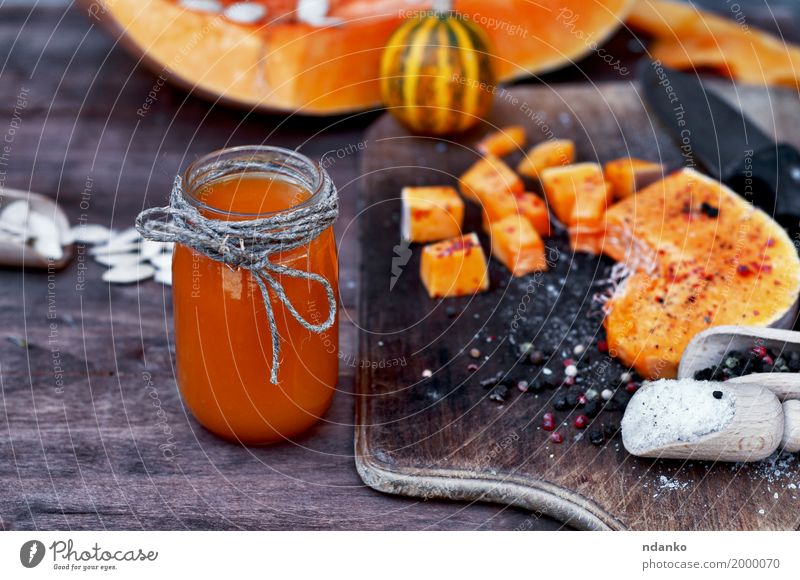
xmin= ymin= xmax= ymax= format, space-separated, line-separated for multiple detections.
xmin=0 ymin=0 xmax=799 ymax=531
xmin=0 ymin=3 xmax=557 ymax=531
xmin=357 ymin=82 xmax=800 ymax=531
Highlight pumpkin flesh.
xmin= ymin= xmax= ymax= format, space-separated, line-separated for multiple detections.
xmin=87 ymin=0 xmax=636 ymax=114
xmin=603 ymin=168 xmax=800 ymax=379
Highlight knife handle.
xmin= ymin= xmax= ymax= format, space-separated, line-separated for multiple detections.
xmin=724 ymin=143 xmax=800 ymax=237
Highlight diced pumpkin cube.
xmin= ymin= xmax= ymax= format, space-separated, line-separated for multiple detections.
xmin=420 ymin=233 xmax=489 ymax=298
xmin=478 ymin=188 xmax=518 ymax=223
xmin=489 ymin=215 xmax=547 ymax=277
xmin=570 ymin=181 xmax=612 ymax=229
xmin=516 ymin=139 xmax=575 ymax=179
xmin=516 ymin=192 xmax=551 ymax=237
xmin=479 ymin=192 xmax=551 ymax=238
xmin=540 ymin=163 xmax=605 ymax=226
xmin=604 ymin=158 xmax=664 ymax=199
xmin=459 ymin=154 xmax=523 ymax=202
xmin=476 ymin=125 xmax=527 ymax=157
xmin=401 ymin=186 xmax=464 ymax=243
xmin=569 ymin=225 xmax=605 ymax=255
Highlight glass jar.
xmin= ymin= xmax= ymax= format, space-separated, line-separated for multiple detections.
xmin=172 ymin=146 xmax=339 ymax=444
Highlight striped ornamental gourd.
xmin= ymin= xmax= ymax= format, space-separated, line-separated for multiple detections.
xmin=380 ymin=8 xmax=495 ymax=135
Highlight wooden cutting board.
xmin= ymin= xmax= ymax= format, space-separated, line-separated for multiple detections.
xmin=355 ymin=82 xmax=800 ymax=531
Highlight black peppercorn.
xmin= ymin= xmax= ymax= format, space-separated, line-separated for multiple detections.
xmin=488 ymin=385 xmax=508 ymax=403
xmin=529 ymin=350 xmax=547 ymax=366
xmin=589 ymin=430 xmax=605 ymax=446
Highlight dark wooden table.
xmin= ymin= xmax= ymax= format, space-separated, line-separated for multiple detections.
xmin=0 ymin=0 xmax=796 ymax=531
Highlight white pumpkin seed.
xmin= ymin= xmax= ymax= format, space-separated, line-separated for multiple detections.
xmin=179 ymin=0 xmax=223 ymax=13
xmin=27 ymin=212 xmax=66 ymax=258
xmin=102 ymin=263 xmax=156 ymax=284
xmin=33 ymin=235 xmax=64 ymax=261
xmin=91 ymin=242 xmax=140 ymax=256
xmin=108 ymin=227 xmax=141 ymax=246
xmin=59 ymin=227 xmax=74 ymax=246
xmin=0 ymin=200 xmax=30 ymax=226
xmin=154 ymin=268 xmax=172 ymax=286
xmin=139 ymin=239 xmax=166 ymax=259
xmin=224 ymin=2 xmax=267 ymax=24
xmin=149 ymin=253 xmax=173 ymax=271
xmin=0 ymin=220 xmax=28 ymax=239
xmin=94 ymin=253 xmax=145 ymax=268
xmin=71 ymin=224 xmax=111 ymax=244
xmin=297 ymin=0 xmax=341 ymax=26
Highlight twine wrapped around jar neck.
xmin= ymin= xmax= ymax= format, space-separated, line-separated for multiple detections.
xmin=135 ymin=159 xmax=339 ymax=385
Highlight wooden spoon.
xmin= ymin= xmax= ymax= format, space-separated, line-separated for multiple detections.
xmin=677 ymin=325 xmax=800 ymax=400
xmin=621 ymin=379 xmax=799 ymax=461
xmin=621 ymin=325 xmax=800 ymax=461
xmin=0 ymin=187 xmax=72 ymax=269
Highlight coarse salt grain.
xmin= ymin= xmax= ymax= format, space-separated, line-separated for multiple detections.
xmin=601 ymin=388 xmax=614 ymax=401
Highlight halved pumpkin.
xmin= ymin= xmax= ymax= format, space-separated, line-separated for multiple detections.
xmin=85 ymin=0 xmax=636 ymax=114
xmin=628 ymin=0 xmax=800 ymax=88
xmin=603 ymin=168 xmax=800 ymax=379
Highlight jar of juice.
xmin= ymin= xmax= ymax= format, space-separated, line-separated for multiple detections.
xmin=172 ymin=146 xmax=339 ymax=444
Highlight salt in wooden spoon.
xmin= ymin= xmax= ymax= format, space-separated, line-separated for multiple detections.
xmin=621 ymin=379 xmax=799 ymax=461
xmin=622 ymin=325 xmax=800 ymax=461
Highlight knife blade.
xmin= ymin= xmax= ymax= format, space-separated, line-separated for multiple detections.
xmin=639 ymin=60 xmax=800 ymax=236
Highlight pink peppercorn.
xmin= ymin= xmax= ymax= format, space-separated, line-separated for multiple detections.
xmin=550 ymin=432 xmax=564 ymax=444
xmin=574 ymin=415 xmax=589 ymax=429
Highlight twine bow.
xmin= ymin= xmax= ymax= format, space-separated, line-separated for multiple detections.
xmin=136 ymin=165 xmax=338 ymax=385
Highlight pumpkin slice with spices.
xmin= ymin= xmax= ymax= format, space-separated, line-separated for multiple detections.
xmin=602 ymin=168 xmax=800 ymax=379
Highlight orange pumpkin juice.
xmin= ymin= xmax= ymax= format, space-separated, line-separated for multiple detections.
xmin=173 ymin=150 xmax=338 ymax=444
